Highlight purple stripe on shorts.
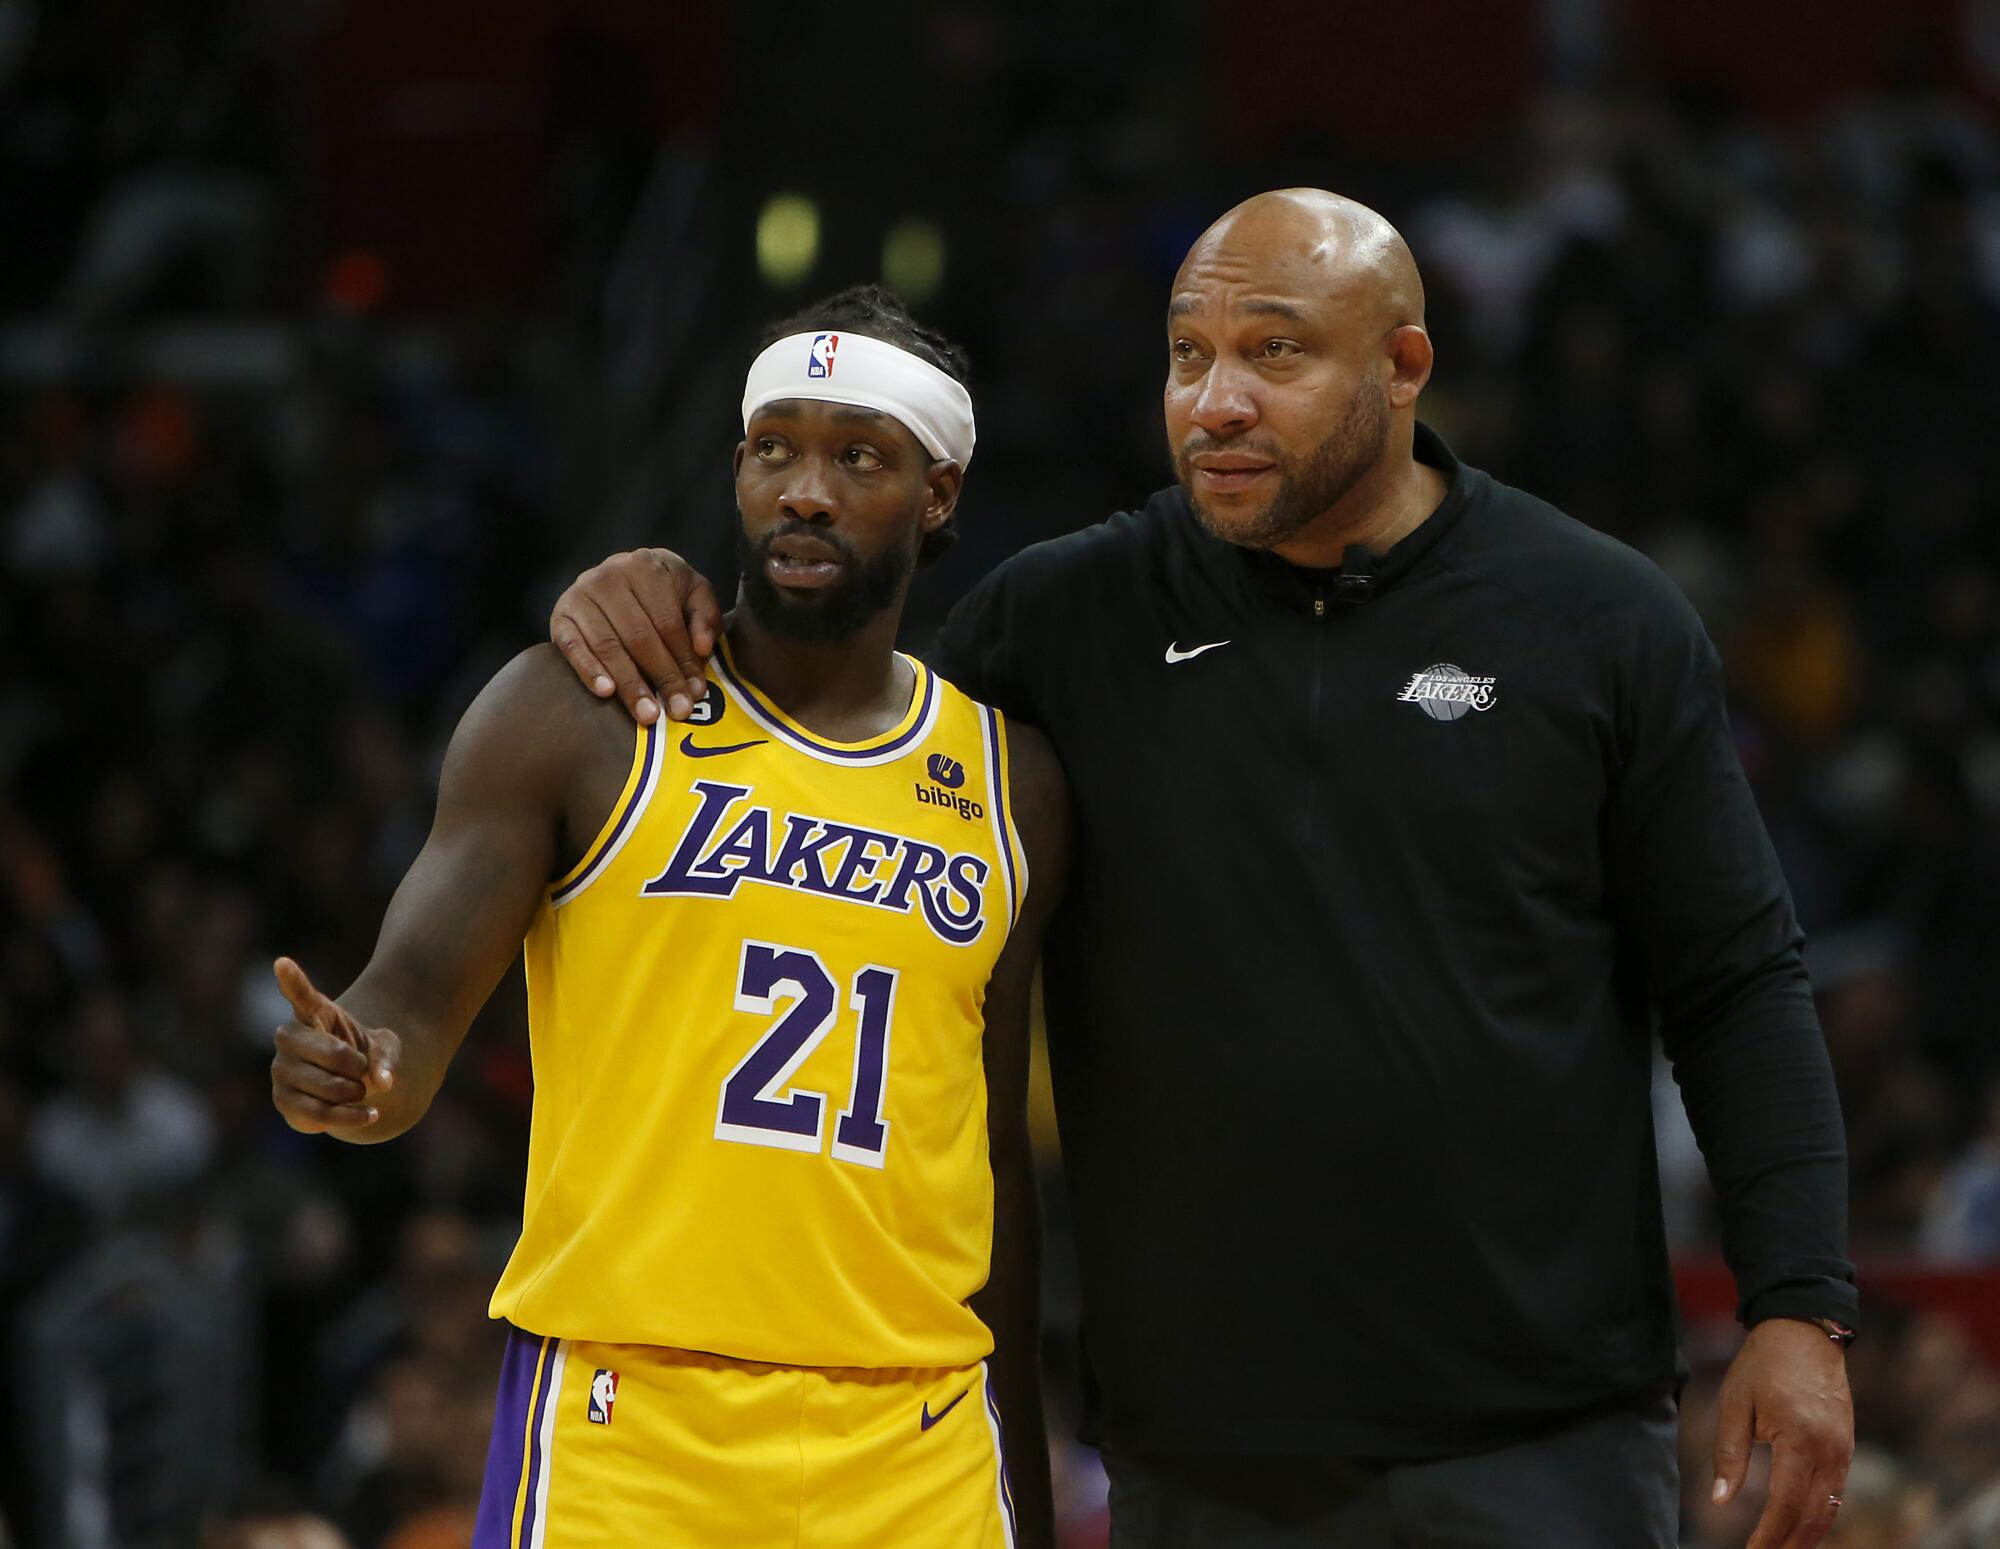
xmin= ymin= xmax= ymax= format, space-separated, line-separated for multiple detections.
xmin=984 ymin=1371 xmax=1020 ymax=1542
xmin=516 ymin=1337 xmax=560 ymax=1547
xmin=472 ymin=1326 xmax=548 ymax=1549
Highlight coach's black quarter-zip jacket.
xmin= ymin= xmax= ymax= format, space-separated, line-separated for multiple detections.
xmin=935 ymin=423 xmax=1857 ymax=1459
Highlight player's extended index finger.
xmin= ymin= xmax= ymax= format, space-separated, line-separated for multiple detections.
xmin=273 ymin=956 xmax=334 ymax=1026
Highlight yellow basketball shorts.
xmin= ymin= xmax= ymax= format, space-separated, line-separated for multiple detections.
xmin=471 ymin=1325 xmax=1019 ymax=1548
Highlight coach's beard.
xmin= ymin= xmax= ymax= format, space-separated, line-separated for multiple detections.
xmin=736 ymin=520 xmax=915 ymax=643
xmin=1178 ymin=378 xmax=1390 ymax=552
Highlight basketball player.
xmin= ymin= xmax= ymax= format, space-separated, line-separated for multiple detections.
xmin=269 ymin=287 xmax=1065 ymax=1549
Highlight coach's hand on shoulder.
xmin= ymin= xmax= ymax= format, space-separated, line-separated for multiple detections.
xmin=1712 ymin=1316 xmax=1855 ymax=1549
xmin=270 ymin=957 xmax=401 ymax=1136
xmin=550 ymin=548 xmax=724 ymax=727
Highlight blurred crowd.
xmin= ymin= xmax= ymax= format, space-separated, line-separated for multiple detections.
xmin=2 ymin=0 xmax=1999 ymax=1545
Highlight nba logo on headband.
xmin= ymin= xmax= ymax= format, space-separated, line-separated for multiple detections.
xmin=745 ymin=330 xmax=974 ymax=468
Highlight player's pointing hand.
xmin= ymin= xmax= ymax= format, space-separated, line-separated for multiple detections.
xmin=271 ymin=956 xmax=402 ymax=1135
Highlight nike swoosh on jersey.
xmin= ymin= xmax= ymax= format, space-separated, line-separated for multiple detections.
xmin=920 ymin=1388 xmax=970 ymax=1431
xmin=1164 ymin=639 xmax=1231 ymax=664
xmin=680 ymin=735 xmax=769 ymax=759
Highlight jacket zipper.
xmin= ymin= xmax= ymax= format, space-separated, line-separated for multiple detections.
xmin=1310 ymin=586 xmax=1325 ymax=848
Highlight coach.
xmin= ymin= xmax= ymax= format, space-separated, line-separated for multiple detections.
xmin=549 ymin=189 xmax=1857 ymax=1548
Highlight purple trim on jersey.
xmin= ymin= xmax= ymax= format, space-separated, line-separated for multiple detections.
xmin=984 ymin=1370 xmax=1020 ymax=1543
xmin=983 ymin=705 xmax=1022 ymax=921
xmin=717 ymin=650 xmax=937 ymax=762
xmin=472 ymin=1327 xmax=548 ymax=1548
xmin=551 ymin=719 xmax=660 ymax=904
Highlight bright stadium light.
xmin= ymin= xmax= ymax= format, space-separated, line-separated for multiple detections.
xmin=757 ymin=194 xmax=820 ymax=288
xmin=882 ymin=216 xmax=945 ymax=304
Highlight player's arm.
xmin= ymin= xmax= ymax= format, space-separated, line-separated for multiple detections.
xmin=967 ymin=719 xmax=1069 ymax=1549
xmin=270 ymin=648 xmax=593 ymax=1143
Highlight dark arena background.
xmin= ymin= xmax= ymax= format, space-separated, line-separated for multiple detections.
xmin=4 ymin=1 xmax=2000 ymax=1544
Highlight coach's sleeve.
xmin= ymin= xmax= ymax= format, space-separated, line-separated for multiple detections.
xmin=1603 ymin=569 xmax=1859 ymax=1332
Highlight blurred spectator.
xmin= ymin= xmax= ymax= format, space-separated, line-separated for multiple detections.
xmin=1819 ymin=1448 xmax=1936 ymax=1548
xmin=205 ymin=1514 xmax=353 ymax=1549
xmin=1923 ymin=1077 xmax=2000 ymax=1263
xmin=314 ymin=1213 xmax=501 ymax=1547
xmin=1927 ymin=1480 xmax=2000 ymax=1549
xmin=27 ymin=988 xmax=213 ymax=1220
xmin=0 ymin=1072 xmax=83 ymax=1536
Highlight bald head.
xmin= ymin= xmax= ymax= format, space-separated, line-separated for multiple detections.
xmin=1173 ymin=188 xmax=1424 ymax=332
xmin=1163 ymin=188 xmax=1440 ymax=564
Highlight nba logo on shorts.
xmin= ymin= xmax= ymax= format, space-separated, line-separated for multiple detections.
xmin=807 ymin=332 xmax=839 ymax=378
xmin=588 ymin=1368 xmax=618 ymax=1424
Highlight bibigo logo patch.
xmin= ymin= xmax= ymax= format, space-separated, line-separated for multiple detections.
xmin=926 ymin=753 xmax=965 ymax=789
xmin=914 ymin=752 xmax=982 ymax=822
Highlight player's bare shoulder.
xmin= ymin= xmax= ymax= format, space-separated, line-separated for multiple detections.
xmin=451 ymin=644 xmax=646 ymax=874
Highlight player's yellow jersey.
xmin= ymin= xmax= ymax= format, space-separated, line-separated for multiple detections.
xmin=490 ymin=639 xmax=1028 ymax=1371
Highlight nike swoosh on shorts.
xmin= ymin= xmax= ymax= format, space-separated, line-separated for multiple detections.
xmin=920 ymin=1389 xmax=970 ymax=1431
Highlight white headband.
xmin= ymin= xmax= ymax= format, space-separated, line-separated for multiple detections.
xmin=742 ymin=331 xmax=975 ymax=470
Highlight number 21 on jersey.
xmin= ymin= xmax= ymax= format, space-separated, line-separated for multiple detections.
xmin=715 ymin=939 xmax=898 ymax=1168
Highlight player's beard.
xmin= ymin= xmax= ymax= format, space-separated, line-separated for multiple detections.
xmin=736 ymin=519 xmax=916 ymax=643
xmin=1177 ymin=377 xmax=1391 ymax=551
